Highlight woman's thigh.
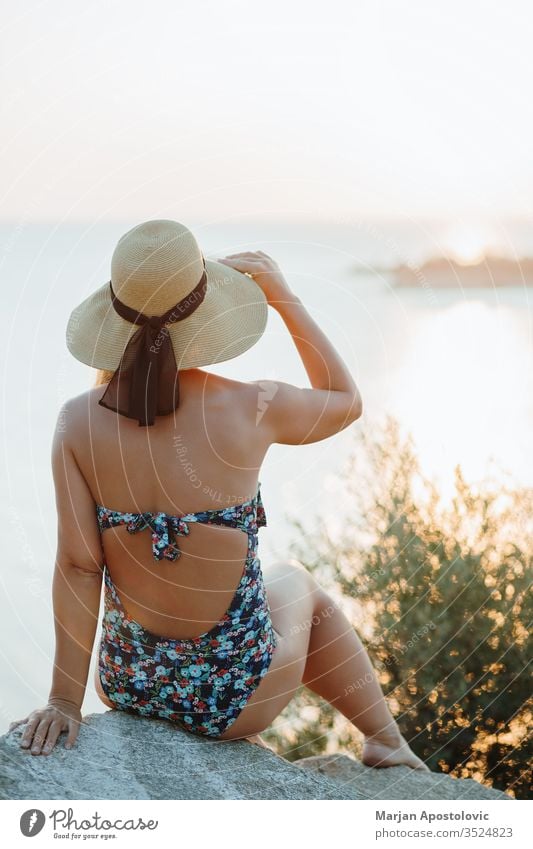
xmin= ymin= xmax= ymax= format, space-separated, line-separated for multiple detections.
xmin=217 ymin=558 xmax=319 ymax=740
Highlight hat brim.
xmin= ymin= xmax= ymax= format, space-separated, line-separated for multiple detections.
xmin=66 ymin=259 xmax=268 ymax=371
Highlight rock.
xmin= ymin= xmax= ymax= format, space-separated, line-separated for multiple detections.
xmin=0 ymin=711 xmax=510 ymax=801
xmin=0 ymin=711 xmax=350 ymax=800
xmin=297 ymin=755 xmax=511 ymax=800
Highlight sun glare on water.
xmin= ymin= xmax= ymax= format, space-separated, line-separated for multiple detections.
xmin=389 ymin=298 xmax=530 ymax=502
xmin=441 ymin=223 xmax=499 ymax=265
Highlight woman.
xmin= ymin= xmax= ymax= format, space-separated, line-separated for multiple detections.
xmin=10 ymin=219 xmax=427 ymax=770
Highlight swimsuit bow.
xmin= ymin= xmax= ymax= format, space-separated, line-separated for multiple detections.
xmin=124 ymin=513 xmax=191 ymax=561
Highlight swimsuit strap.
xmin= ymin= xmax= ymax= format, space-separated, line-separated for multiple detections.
xmin=96 ymin=482 xmax=266 ymax=562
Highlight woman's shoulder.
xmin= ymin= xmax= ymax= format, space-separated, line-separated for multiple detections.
xmin=54 ymin=386 xmax=106 ymax=441
xmin=54 ymin=374 xmax=264 ymax=446
xmin=185 ymin=368 xmax=257 ymax=394
xmin=59 ymin=385 xmax=106 ymax=416
xmin=184 ymin=369 xmax=264 ymax=411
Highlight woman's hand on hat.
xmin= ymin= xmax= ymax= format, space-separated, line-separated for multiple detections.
xmin=217 ymin=251 xmax=295 ymax=308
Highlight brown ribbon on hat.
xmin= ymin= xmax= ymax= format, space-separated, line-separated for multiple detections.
xmin=98 ymin=257 xmax=208 ymax=426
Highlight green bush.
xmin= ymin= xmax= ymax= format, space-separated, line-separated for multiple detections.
xmin=264 ymin=415 xmax=532 ymax=798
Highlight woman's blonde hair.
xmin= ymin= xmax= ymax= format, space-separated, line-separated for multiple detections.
xmin=94 ymin=369 xmax=114 ymax=386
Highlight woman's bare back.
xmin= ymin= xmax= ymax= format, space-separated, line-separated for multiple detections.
xmin=69 ymin=368 xmax=271 ymax=640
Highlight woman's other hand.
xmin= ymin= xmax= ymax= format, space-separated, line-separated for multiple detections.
xmin=9 ymin=699 xmax=82 ymax=755
xmin=217 ymin=251 xmax=295 ymax=308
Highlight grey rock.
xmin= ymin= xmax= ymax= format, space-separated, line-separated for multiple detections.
xmin=296 ymin=755 xmax=511 ymax=800
xmin=0 ymin=711 xmax=351 ymax=800
xmin=0 ymin=712 xmax=510 ymax=801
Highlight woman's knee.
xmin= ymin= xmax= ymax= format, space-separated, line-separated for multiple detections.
xmin=265 ymin=558 xmax=319 ymax=593
xmin=264 ymin=558 xmax=325 ymax=622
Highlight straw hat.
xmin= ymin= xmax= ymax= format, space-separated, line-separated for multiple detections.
xmin=66 ymin=219 xmax=268 ymax=371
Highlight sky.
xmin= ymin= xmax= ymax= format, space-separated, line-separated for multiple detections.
xmin=1 ymin=0 xmax=533 ymax=223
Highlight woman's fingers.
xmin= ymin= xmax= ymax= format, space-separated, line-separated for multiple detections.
xmin=41 ymin=720 xmax=65 ymax=755
xmin=218 ymin=257 xmax=263 ymax=267
xmin=220 ymin=251 xmax=263 ymax=259
xmin=220 ymin=250 xmax=275 ymax=262
xmin=15 ymin=706 xmax=81 ymax=755
xmin=65 ymin=718 xmax=81 ymax=749
xmin=217 ymin=258 xmax=256 ymax=272
xmin=19 ymin=715 xmax=41 ymax=749
xmin=30 ymin=717 xmax=54 ymax=755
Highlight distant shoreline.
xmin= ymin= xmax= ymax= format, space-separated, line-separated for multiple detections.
xmin=388 ymin=255 xmax=533 ymax=288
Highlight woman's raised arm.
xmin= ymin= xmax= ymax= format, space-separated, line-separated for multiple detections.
xmin=218 ymin=251 xmax=362 ymax=445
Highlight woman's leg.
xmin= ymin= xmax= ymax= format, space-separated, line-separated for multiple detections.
xmin=220 ymin=560 xmax=427 ymax=769
xmin=299 ymin=577 xmax=428 ymax=769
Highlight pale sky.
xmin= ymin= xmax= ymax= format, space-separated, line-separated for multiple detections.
xmin=1 ymin=0 xmax=532 ymax=222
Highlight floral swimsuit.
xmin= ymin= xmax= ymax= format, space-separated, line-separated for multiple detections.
xmin=96 ymin=482 xmax=277 ymax=738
